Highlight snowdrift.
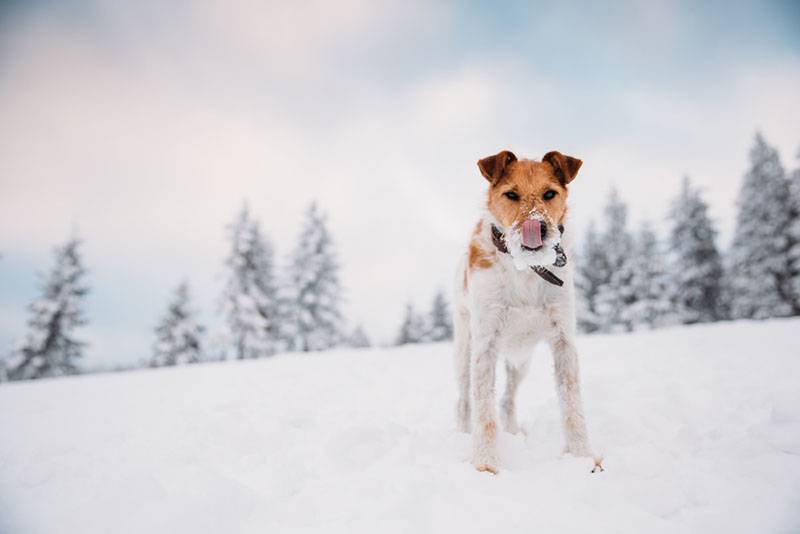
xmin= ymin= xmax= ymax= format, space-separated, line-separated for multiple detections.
xmin=2 ymin=319 xmax=800 ymax=533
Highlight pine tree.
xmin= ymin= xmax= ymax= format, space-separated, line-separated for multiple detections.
xmin=287 ymin=202 xmax=344 ymax=352
xmin=426 ymin=289 xmax=453 ymax=342
xmin=786 ymin=147 xmax=800 ymax=312
xmin=626 ymin=222 xmax=674 ymax=329
xmin=151 ymin=281 xmax=204 ymax=367
xmin=575 ymin=222 xmax=606 ymax=333
xmin=666 ymin=177 xmax=726 ymax=323
xmin=395 ymin=303 xmax=426 ymax=345
xmin=346 ymin=325 xmax=371 ymax=348
xmin=594 ymin=189 xmax=637 ymax=332
xmin=728 ymin=134 xmax=796 ymax=319
xmin=222 ymin=205 xmax=283 ymax=359
xmin=6 ymin=239 xmax=88 ymax=380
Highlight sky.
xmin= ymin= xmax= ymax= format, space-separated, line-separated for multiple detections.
xmin=1 ymin=0 xmax=799 ymax=368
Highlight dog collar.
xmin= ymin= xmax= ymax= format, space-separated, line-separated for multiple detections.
xmin=490 ymin=224 xmax=565 ymax=287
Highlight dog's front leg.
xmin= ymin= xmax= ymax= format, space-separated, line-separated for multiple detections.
xmin=471 ymin=335 xmax=500 ymax=473
xmin=549 ymin=331 xmax=593 ymax=458
xmin=469 ymin=298 xmax=504 ymax=474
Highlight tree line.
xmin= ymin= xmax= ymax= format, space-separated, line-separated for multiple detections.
xmin=576 ymin=133 xmax=800 ymax=333
xmin=2 ymin=202 xmax=370 ymax=381
xmin=393 ymin=290 xmax=453 ymax=346
xmin=2 ymin=132 xmax=798 ymax=381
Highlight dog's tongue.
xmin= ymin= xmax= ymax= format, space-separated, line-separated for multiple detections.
xmin=521 ymin=219 xmax=543 ymax=249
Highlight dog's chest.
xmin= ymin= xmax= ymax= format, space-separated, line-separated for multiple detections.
xmin=496 ymin=259 xmax=554 ymax=308
xmin=492 ymin=260 xmax=563 ymax=356
xmin=498 ymin=304 xmax=551 ymax=358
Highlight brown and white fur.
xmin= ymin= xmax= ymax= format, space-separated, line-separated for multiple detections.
xmin=454 ymin=149 xmax=595 ymax=474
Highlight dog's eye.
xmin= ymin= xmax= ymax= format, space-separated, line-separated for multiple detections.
xmin=504 ymin=191 xmax=520 ymax=201
xmin=543 ymin=190 xmax=557 ymax=201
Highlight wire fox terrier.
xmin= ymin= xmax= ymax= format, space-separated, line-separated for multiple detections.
xmin=453 ymin=149 xmax=600 ymax=474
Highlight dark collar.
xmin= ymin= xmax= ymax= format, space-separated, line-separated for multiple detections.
xmin=490 ymin=224 xmax=564 ymax=287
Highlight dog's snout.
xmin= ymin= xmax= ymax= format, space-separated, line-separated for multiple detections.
xmin=522 ymin=221 xmax=547 ymax=254
xmin=520 ymin=217 xmax=550 ymax=251
xmin=521 ymin=221 xmax=548 ymax=252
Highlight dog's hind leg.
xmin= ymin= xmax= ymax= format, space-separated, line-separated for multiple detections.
xmin=453 ymin=307 xmax=471 ymax=433
xmin=548 ymin=331 xmax=593 ymax=458
xmin=500 ymin=359 xmax=529 ymax=435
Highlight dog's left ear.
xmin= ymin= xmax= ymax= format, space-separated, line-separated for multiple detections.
xmin=543 ymin=151 xmax=582 ymax=185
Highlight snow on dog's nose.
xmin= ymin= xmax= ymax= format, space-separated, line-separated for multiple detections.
xmin=521 ymin=219 xmax=544 ymax=250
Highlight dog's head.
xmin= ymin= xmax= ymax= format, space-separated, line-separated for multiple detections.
xmin=478 ymin=149 xmax=582 ymax=269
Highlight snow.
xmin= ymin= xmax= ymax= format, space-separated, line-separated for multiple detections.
xmin=2 ymin=319 xmax=800 ymax=533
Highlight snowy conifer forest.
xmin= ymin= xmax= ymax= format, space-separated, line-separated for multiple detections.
xmin=2 ymin=133 xmax=800 ymax=381
xmin=578 ymin=134 xmax=800 ymax=333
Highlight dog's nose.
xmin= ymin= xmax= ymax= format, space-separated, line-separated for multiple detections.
xmin=539 ymin=222 xmax=548 ymax=242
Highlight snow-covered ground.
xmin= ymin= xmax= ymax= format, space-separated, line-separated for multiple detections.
xmin=1 ymin=319 xmax=799 ymax=534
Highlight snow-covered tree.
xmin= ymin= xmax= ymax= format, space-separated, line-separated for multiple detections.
xmin=286 ymin=202 xmax=344 ymax=352
xmin=575 ymin=222 xmax=607 ymax=334
xmin=151 ymin=281 xmax=204 ymax=367
xmin=626 ymin=222 xmax=674 ymax=329
xmin=346 ymin=325 xmax=371 ymax=348
xmin=786 ymin=147 xmax=800 ymax=312
xmin=728 ymin=134 xmax=796 ymax=319
xmin=666 ymin=177 xmax=726 ymax=324
xmin=6 ymin=239 xmax=88 ymax=381
xmin=594 ymin=189 xmax=637 ymax=332
xmin=221 ymin=205 xmax=283 ymax=359
xmin=426 ymin=289 xmax=453 ymax=342
xmin=395 ymin=303 xmax=426 ymax=345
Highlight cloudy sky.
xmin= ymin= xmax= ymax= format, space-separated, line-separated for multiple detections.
xmin=1 ymin=0 xmax=799 ymax=368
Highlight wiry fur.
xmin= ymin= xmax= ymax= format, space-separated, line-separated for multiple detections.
xmin=454 ymin=150 xmax=595 ymax=474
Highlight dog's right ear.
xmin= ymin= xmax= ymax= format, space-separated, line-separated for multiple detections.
xmin=478 ymin=150 xmax=517 ymax=184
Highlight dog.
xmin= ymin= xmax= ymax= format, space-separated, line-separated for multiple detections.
xmin=453 ymin=149 xmax=597 ymax=474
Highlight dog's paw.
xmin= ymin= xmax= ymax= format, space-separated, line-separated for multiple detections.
xmin=475 ymin=463 xmax=499 ymax=475
xmin=472 ymin=448 xmax=500 ymax=475
xmin=472 ymin=420 xmax=500 ymax=473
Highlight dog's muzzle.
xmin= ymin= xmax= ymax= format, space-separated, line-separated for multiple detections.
xmin=521 ymin=219 xmax=546 ymax=251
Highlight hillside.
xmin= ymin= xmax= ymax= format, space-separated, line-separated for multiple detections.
xmin=1 ymin=319 xmax=799 ymax=533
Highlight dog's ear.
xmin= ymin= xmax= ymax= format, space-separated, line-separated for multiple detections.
xmin=543 ymin=151 xmax=582 ymax=185
xmin=478 ymin=150 xmax=517 ymax=184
